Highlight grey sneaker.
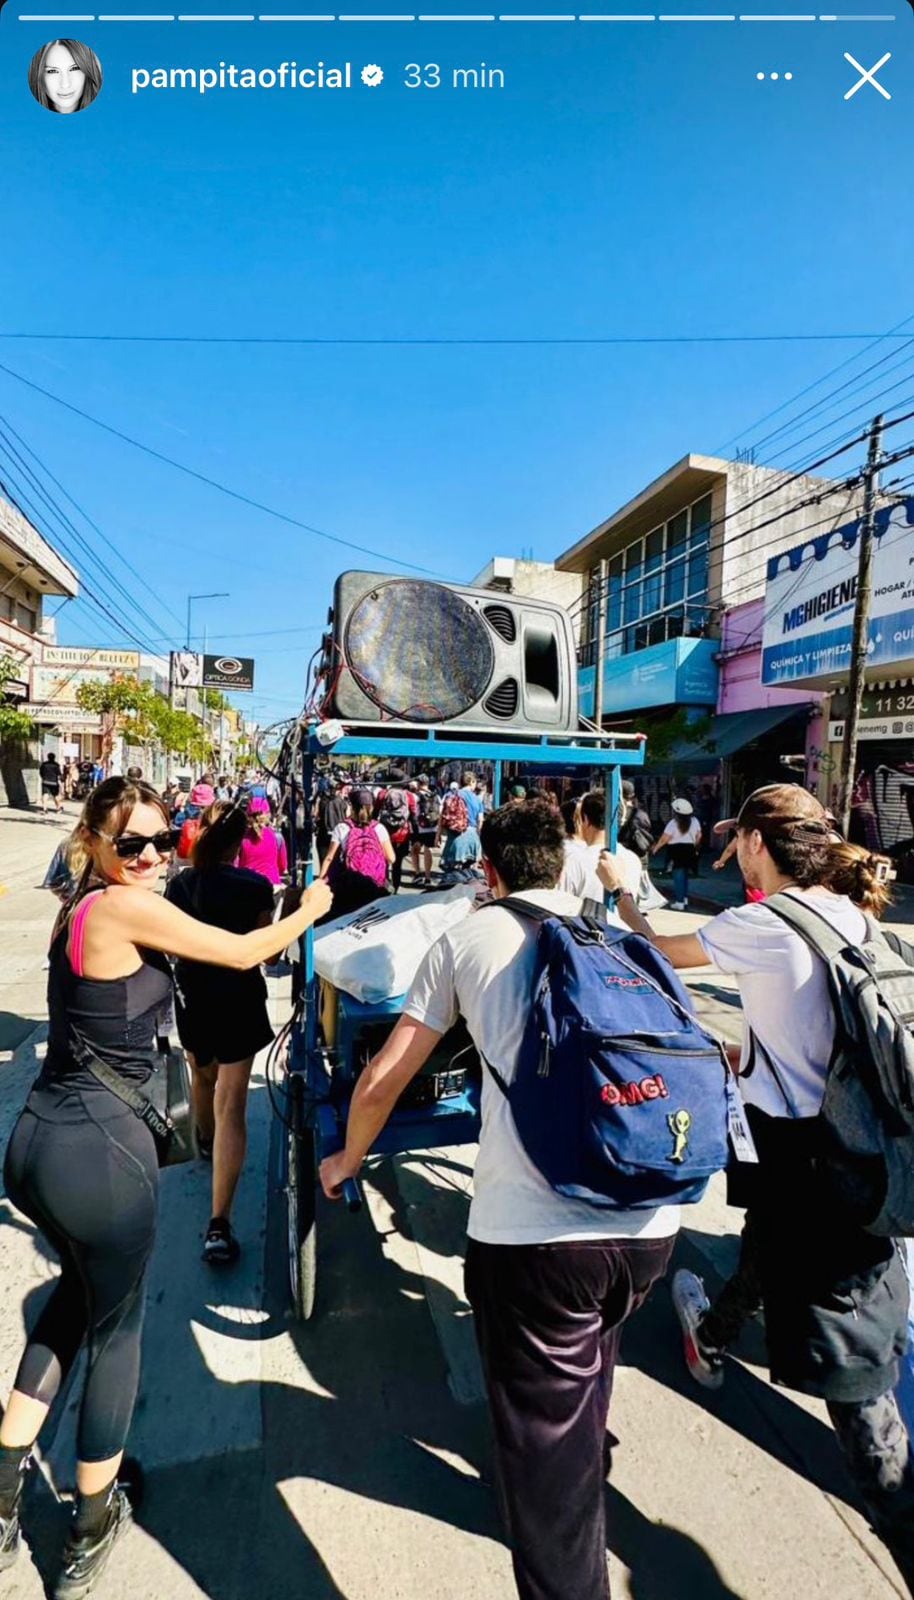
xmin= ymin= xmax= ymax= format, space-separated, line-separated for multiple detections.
xmin=671 ymin=1269 xmax=725 ymax=1390
xmin=54 ymin=1486 xmax=133 ymax=1600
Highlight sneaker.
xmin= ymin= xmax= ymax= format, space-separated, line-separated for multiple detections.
xmin=0 ymin=1451 xmax=31 ymax=1572
xmin=195 ymin=1129 xmax=213 ymax=1162
xmin=54 ymin=1486 xmax=132 ymax=1600
xmin=0 ymin=1508 xmax=21 ymax=1574
xmin=202 ymin=1217 xmax=240 ymax=1265
xmin=671 ymin=1269 xmax=724 ymax=1390
xmin=668 ymin=901 xmax=686 ymax=911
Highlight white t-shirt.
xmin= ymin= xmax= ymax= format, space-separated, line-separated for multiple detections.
xmin=331 ymin=820 xmax=392 ymax=851
xmin=403 ymin=887 xmax=680 ymax=1245
xmin=559 ymin=841 xmax=642 ymax=908
xmin=660 ymin=817 xmax=702 ymax=850
xmin=696 ymin=888 xmax=868 ymax=1119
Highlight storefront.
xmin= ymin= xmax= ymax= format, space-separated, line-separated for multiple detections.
xmin=761 ymin=498 xmax=914 ymax=878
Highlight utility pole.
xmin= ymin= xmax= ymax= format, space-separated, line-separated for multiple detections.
xmin=837 ymin=414 xmax=884 ymax=836
xmin=593 ymin=558 xmax=608 ymax=732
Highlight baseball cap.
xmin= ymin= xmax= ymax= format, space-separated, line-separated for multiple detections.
xmin=671 ymin=798 xmax=693 ymax=816
xmin=511 ymin=784 xmax=527 ymax=799
xmin=714 ymin=783 xmax=833 ymax=839
xmin=621 ymin=780 xmax=636 ymax=799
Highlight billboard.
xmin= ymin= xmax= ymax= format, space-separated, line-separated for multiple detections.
xmin=170 ymin=651 xmax=202 ymax=690
xmin=202 ymin=654 xmax=255 ymax=692
xmin=761 ymin=499 xmax=914 ymax=688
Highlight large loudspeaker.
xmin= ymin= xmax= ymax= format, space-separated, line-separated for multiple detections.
xmin=320 ymin=572 xmax=578 ymax=731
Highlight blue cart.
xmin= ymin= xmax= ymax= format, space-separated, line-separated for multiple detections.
xmin=281 ymin=720 xmax=645 ymax=1320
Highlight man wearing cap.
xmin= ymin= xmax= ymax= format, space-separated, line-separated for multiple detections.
xmin=597 ymin=783 xmax=914 ymax=1587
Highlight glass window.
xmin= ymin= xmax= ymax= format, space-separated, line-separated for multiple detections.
xmin=667 ymin=510 xmax=688 ymax=554
xmin=690 ymin=494 xmax=712 ymax=542
xmin=664 ymin=555 xmax=686 ymax=608
xmin=623 ymin=541 xmax=642 ymax=625
xmin=606 ymin=554 xmax=624 ymax=635
xmin=687 ymin=540 xmax=709 ymax=599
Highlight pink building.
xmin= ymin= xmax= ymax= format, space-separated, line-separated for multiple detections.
xmin=717 ymin=598 xmax=828 ymax=805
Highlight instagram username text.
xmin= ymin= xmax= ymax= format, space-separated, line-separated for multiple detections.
xmin=131 ymin=61 xmax=353 ymax=93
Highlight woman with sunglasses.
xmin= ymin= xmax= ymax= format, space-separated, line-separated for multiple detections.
xmin=0 ymin=778 xmax=331 ymax=1599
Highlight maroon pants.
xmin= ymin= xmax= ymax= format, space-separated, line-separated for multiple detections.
xmin=465 ymin=1234 xmax=675 ymax=1600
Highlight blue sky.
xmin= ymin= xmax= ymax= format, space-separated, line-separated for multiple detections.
xmin=1 ymin=2 xmax=911 ymax=725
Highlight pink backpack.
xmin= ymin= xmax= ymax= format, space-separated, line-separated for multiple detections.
xmin=340 ymin=823 xmax=388 ymax=887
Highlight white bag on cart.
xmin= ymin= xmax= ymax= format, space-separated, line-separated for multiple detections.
xmin=314 ymin=884 xmax=479 ymax=1003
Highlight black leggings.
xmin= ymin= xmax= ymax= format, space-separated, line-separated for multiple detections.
xmin=3 ymin=1101 xmax=158 ymax=1463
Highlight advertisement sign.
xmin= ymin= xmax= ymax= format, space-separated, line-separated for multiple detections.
xmin=761 ymin=499 xmax=914 ymax=688
xmin=41 ymin=647 xmax=139 ymax=671
xmin=579 ymin=637 xmax=718 ymax=719
xmin=170 ymin=651 xmax=202 ymax=690
xmin=202 ymin=654 xmax=255 ymax=692
xmin=21 ymin=703 xmax=101 ymax=728
xmin=829 ymin=717 xmax=914 ymax=744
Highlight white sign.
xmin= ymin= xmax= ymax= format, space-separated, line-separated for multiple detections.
xmin=761 ymin=498 xmax=914 ymax=687
xmin=829 ymin=717 xmax=914 ymax=744
xmin=41 ymin=646 xmax=139 ymax=671
xmin=21 ymin=703 xmax=101 ymax=727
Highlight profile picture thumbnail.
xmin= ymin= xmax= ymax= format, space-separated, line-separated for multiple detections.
xmin=28 ymin=39 xmax=102 ymax=114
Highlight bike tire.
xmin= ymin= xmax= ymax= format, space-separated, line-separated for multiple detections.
xmin=287 ymin=1103 xmax=317 ymax=1322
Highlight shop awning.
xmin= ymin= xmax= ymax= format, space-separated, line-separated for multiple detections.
xmin=669 ymin=704 xmax=808 ymax=763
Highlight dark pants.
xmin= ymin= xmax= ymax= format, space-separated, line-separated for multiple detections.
xmin=391 ymin=835 xmax=411 ymax=892
xmin=465 ymin=1234 xmax=674 ymax=1600
xmin=4 ymin=1102 xmax=158 ymax=1463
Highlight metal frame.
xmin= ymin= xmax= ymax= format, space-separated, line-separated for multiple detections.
xmin=281 ymin=719 xmax=645 ymax=1316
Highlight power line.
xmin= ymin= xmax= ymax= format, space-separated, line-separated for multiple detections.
xmin=0 ymin=426 xmax=183 ymax=652
xmin=714 ymin=310 xmax=914 ymax=455
xmin=0 ymin=360 xmax=449 ymax=580
xmin=0 ymin=411 xmax=186 ymax=636
xmin=748 ymin=341 xmax=914 ymax=461
xmin=2 ymin=332 xmax=913 ymax=349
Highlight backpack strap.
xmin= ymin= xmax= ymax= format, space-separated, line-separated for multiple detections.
xmin=763 ymin=890 xmax=854 ymax=962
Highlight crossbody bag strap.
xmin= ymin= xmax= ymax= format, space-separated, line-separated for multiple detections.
xmin=69 ymin=1027 xmax=172 ymax=1142
xmin=745 ymin=1027 xmax=801 ymax=1117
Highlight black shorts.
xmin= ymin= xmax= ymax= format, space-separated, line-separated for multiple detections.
xmin=175 ymin=993 xmax=274 ymax=1066
xmin=41 ymin=783 xmax=60 ymax=797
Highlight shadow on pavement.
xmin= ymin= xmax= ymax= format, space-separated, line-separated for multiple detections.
xmin=605 ymin=1484 xmax=748 ymax=1600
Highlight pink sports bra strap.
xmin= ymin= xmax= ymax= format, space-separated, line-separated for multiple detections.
xmin=68 ymin=890 xmax=105 ymax=977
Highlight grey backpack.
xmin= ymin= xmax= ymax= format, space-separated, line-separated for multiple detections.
xmin=764 ymin=892 xmax=914 ymax=1237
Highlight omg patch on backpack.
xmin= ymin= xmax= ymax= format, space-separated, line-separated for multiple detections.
xmin=485 ymin=899 xmax=730 ymax=1210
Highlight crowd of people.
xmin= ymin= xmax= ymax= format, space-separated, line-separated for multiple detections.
xmin=3 ymin=760 xmax=914 ymax=1600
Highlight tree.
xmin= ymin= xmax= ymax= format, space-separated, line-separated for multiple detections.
xmin=76 ymin=675 xmax=210 ymax=765
xmin=0 ymin=654 xmax=36 ymax=744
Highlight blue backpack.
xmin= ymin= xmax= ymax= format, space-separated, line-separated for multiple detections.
xmin=487 ymin=899 xmax=730 ymax=1210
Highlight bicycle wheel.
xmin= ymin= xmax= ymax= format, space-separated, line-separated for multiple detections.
xmin=286 ymin=1089 xmax=317 ymax=1321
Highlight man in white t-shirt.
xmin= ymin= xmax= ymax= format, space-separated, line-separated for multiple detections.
xmin=559 ymin=786 xmax=641 ymax=907
xmin=598 ymin=783 xmax=914 ymax=1586
xmin=320 ymin=798 xmax=677 ymax=1600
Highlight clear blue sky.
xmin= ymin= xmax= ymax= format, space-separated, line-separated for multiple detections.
xmin=1 ymin=2 xmax=911 ymax=725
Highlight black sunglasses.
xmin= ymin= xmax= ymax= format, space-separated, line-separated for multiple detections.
xmin=99 ymin=829 xmax=176 ymax=859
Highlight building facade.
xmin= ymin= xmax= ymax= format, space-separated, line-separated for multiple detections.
xmin=553 ymin=452 xmax=864 ymax=823
xmin=0 ymin=494 xmax=79 ymax=806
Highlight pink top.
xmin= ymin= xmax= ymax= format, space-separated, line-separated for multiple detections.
xmin=68 ymin=890 xmax=105 ymax=977
xmin=236 ymin=827 xmax=288 ymax=886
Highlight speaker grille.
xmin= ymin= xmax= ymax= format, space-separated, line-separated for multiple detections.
xmin=484 ymin=677 xmax=519 ymax=719
xmin=483 ymin=604 xmax=517 ymax=643
xmin=344 ymin=580 xmax=496 ymax=723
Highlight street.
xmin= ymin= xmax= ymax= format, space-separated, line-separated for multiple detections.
xmin=0 ymin=804 xmax=911 ymax=1600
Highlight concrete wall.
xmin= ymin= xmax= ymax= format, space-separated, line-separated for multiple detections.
xmin=718 ymin=464 xmax=865 ymax=612
xmin=469 ymin=558 xmax=586 ymax=641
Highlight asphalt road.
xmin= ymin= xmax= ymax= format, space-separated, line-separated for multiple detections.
xmin=0 ymin=805 xmax=908 ymax=1600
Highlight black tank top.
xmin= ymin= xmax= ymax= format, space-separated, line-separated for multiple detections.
xmin=30 ymin=893 xmax=173 ymax=1123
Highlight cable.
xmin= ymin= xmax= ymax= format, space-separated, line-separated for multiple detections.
xmin=0 ymin=425 xmax=183 ymax=651
xmin=0 ymin=360 xmax=450 ymax=579
xmin=0 ymin=410 xmax=186 ymax=635
xmin=714 ymin=310 xmax=914 ymax=455
xmin=749 ymin=343 xmax=914 ymax=461
xmin=1 ymin=331 xmax=912 ymax=348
